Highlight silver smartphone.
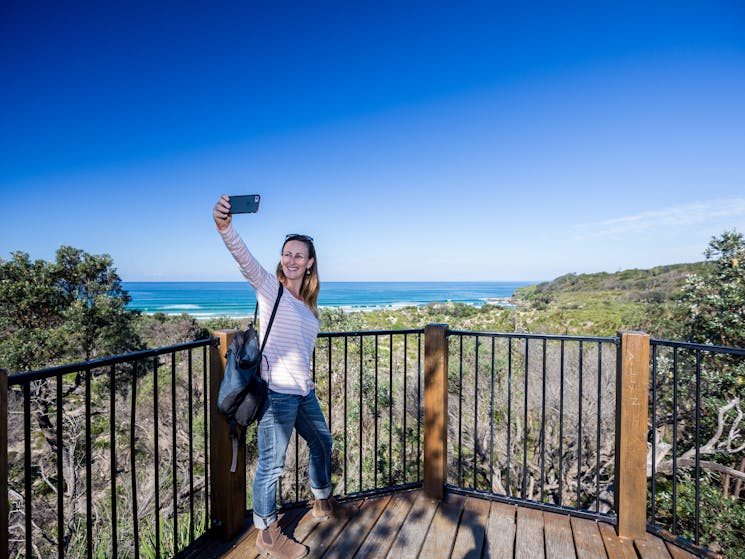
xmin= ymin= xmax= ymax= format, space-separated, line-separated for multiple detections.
xmin=228 ymin=195 xmax=261 ymax=214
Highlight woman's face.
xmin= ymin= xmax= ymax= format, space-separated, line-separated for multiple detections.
xmin=281 ymin=240 xmax=314 ymax=281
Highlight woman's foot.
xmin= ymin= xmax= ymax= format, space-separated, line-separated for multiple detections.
xmin=255 ymin=522 xmax=308 ymax=559
xmin=311 ymin=496 xmax=337 ymax=520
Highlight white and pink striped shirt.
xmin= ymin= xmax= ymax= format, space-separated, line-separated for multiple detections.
xmin=219 ymin=225 xmax=319 ymax=396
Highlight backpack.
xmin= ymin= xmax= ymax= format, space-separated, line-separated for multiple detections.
xmin=217 ymin=283 xmax=283 ymax=472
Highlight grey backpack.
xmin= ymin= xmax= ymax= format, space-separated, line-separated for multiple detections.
xmin=217 ymin=283 xmax=283 ymax=471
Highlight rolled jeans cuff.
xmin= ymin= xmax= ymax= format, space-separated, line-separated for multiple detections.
xmin=310 ymin=484 xmax=332 ymax=500
xmin=253 ymin=510 xmax=278 ymax=531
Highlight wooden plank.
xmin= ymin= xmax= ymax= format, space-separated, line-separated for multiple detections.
xmin=614 ymin=331 xmax=650 ymax=539
xmin=664 ymin=541 xmax=697 ymax=559
xmin=598 ymin=522 xmax=637 ymax=559
xmin=515 ymin=506 xmax=545 ymax=559
xmin=302 ymin=499 xmax=363 ymax=558
xmin=665 ymin=541 xmax=696 ymax=559
xmin=570 ymin=517 xmax=607 ymax=559
xmin=386 ymin=492 xmax=439 ymax=559
xmin=356 ymin=492 xmax=417 ymax=558
xmin=321 ymin=495 xmax=391 ymax=559
xmin=484 ymin=501 xmax=516 ymax=559
xmin=543 ymin=511 xmax=576 ymax=559
xmin=418 ymin=493 xmax=467 ymax=558
xmin=222 ymin=528 xmax=257 ymax=559
xmin=635 ymin=534 xmax=673 ymax=559
xmin=450 ymin=496 xmax=491 ymax=559
xmin=423 ymin=324 xmax=448 ymax=499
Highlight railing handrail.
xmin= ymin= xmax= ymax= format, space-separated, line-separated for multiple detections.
xmin=318 ymin=328 xmax=424 ymax=337
xmin=448 ymin=329 xmax=619 ymax=343
xmin=21 ymin=330 xmax=744 ymax=384
xmin=651 ymin=337 xmax=745 ymax=355
xmin=7 ymin=337 xmax=219 ymax=383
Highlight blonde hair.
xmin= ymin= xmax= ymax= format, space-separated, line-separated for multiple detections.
xmin=276 ymin=236 xmax=320 ymax=318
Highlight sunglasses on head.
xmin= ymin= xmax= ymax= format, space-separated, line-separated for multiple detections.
xmin=285 ymin=234 xmax=314 ymax=243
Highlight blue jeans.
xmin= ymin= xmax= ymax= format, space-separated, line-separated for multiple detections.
xmin=252 ymin=389 xmax=333 ymax=529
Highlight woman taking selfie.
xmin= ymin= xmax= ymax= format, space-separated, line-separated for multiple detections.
xmin=213 ymin=194 xmax=334 ymax=559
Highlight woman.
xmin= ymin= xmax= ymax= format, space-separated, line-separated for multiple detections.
xmin=213 ymin=194 xmax=334 ymax=559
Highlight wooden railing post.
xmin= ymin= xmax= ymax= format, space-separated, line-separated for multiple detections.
xmin=423 ymin=324 xmax=448 ymax=499
xmin=614 ymin=331 xmax=650 ymax=539
xmin=1 ymin=368 xmax=8 ymax=559
xmin=209 ymin=331 xmax=246 ymax=540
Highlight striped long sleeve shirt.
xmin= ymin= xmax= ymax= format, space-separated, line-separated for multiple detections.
xmin=219 ymin=224 xmax=319 ymax=396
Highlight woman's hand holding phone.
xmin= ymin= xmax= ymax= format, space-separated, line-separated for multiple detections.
xmin=213 ymin=194 xmax=232 ymax=231
xmin=214 ymin=194 xmax=261 ymax=231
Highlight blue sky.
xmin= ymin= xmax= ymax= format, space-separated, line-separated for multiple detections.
xmin=2 ymin=1 xmax=744 ymax=282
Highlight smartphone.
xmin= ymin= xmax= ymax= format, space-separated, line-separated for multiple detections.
xmin=228 ymin=195 xmax=261 ymax=214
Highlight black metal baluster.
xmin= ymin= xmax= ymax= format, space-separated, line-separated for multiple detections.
xmin=188 ymin=349 xmax=195 ymax=544
xmin=403 ymin=334 xmax=408 ymax=485
xmin=595 ymin=342 xmax=602 ymax=513
xmin=540 ymin=339 xmax=547 ymax=500
xmin=558 ymin=340 xmax=565 ymax=506
xmin=473 ymin=336 xmax=479 ymax=490
xmin=374 ymin=335 xmax=379 ymax=489
xmin=388 ymin=333 xmax=393 ymax=487
xmin=110 ymin=364 xmax=118 ymax=558
xmin=23 ymin=382 xmax=32 ymax=559
xmin=506 ymin=338 xmax=513 ymax=495
xmin=359 ymin=335 xmax=363 ymax=492
xmin=171 ymin=352 xmax=178 ymax=554
xmin=132 ymin=361 xmax=140 ymax=559
xmin=85 ymin=366 xmax=92 ymax=558
xmin=694 ymin=350 xmax=702 ymax=545
xmin=577 ymin=341 xmax=584 ymax=508
xmin=417 ymin=333 xmax=422 ymax=482
xmin=56 ymin=373 xmax=64 ymax=559
xmin=343 ymin=336 xmax=348 ymax=494
xmin=672 ymin=348 xmax=679 ymax=533
xmin=203 ymin=344 xmax=209 ymax=531
xmin=489 ymin=337 xmax=495 ymax=495
xmin=650 ymin=343 xmax=658 ymax=526
xmin=153 ymin=355 xmax=160 ymax=559
xmin=458 ymin=334 xmax=464 ymax=487
xmin=521 ymin=338 xmax=529 ymax=499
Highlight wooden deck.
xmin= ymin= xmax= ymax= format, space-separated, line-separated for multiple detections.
xmin=191 ymin=489 xmax=702 ymax=559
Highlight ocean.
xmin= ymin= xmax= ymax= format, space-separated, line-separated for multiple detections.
xmin=122 ymin=281 xmax=534 ymax=319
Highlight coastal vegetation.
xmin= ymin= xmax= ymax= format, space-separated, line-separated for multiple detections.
xmin=1 ymin=230 xmax=743 ymax=557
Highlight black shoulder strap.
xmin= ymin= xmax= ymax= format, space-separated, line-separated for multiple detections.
xmin=259 ymin=282 xmax=283 ymax=354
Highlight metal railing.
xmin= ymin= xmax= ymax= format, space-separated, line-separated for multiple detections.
xmin=446 ymin=331 xmax=619 ymax=518
xmin=2 ymin=339 xmax=215 ymax=559
xmin=649 ymin=338 xmax=745 ymax=549
xmin=4 ymin=327 xmax=742 ymax=558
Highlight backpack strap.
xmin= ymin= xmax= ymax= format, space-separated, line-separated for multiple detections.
xmin=260 ymin=282 xmax=283 ymax=355
xmin=229 ymin=418 xmax=239 ymax=473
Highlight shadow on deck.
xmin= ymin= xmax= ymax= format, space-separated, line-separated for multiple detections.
xmin=183 ymin=489 xmax=701 ymax=559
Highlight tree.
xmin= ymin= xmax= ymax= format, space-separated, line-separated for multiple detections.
xmin=1 ymin=247 xmax=150 ymax=556
xmin=652 ymin=230 xmax=745 ymax=556
xmin=0 ymin=246 xmax=142 ymax=372
xmin=677 ymin=230 xmax=745 ymax=348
